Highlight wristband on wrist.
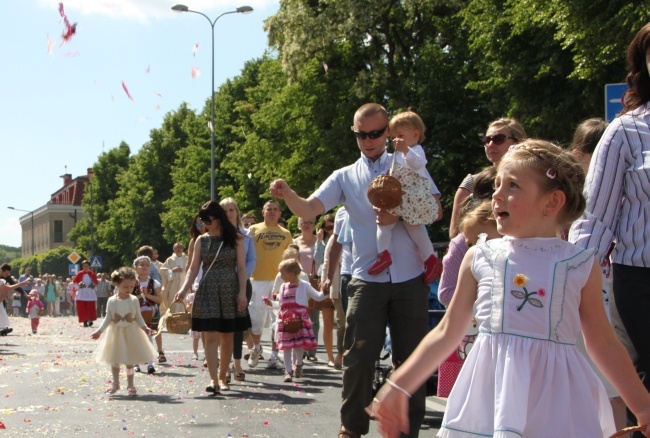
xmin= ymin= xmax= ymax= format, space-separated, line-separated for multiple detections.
xmin=386 ymin=378 xmax=411 ymax=398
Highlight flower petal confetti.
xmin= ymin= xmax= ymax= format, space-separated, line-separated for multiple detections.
xmin=191 ymin=66 xmax=201 ymax=79
xmin=122 ymin=80 xmax=135 ymax=103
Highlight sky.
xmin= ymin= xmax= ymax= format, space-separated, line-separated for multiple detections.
xmin=0 ymin=0 xmax=280 ymax=248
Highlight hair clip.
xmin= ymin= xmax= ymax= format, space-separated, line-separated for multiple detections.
xmin=546 ymin=168 xmax=557 ymax=179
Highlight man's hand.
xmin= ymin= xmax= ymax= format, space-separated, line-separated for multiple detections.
xmin=269 ymin=179 xmax=293 ymax=199
xmin=375 ymin=208 xmax=399 ymax=226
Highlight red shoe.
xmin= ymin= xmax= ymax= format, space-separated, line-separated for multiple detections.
xmin=424 ymin=254 xmax=443 ymax=283
xmin=368 ymin=250 xmax=392 ymax=275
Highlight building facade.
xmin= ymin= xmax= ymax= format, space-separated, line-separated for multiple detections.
xmin=16 ymin=169 xmax=91 ymax=257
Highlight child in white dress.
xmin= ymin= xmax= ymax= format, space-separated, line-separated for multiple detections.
xmin=91 ymin=267 xmax=157 ymax=396
xmin=368 ymin=110 xmax=442 ymax=283
xmin=368 ymin=140 xmax=650 ymax=437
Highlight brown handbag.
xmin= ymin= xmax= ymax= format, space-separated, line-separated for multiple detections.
xmin=308 ymin=259 xmax=334 ymax=311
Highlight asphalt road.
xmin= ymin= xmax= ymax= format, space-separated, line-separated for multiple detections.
xmin=0 ymin=314 xmax=443 ymax=437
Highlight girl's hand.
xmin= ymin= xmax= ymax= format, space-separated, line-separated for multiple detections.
xmin=90 ymin=331 xmax=101 ymax=340
xmin=261 ymin=296 xmax=272 ymax=307
xmin=391 ymin=137 xmax=408 ymax=154
xmin=365 ymin=383 xmax=410 ymax=438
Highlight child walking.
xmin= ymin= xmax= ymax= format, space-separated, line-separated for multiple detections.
xmin=12 ymin=291 xmax=22 ymax=317
xmin=132 ymin=256 xmax=164 ymax=374
xmin=26 ymin=290 xmax=44 ymax=334
xmin=368 ymin=110 xmax=442 ymax=283
xmin=91 ymin=267 xmax=157 ymax=396
xmin=264 ymin=259 xmax=329 ymax=383
xmin=368 ymin=140 xmax=650 ymax=437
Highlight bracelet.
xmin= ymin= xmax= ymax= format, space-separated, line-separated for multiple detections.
xmin=386 ymin=378 xmax=411 ymax=398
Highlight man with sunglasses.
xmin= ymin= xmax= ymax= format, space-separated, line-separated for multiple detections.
xmin=270 ymin=103 xmax=439 ymax=438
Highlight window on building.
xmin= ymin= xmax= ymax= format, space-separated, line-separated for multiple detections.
xmin=54 ymin=220 xmax=63 ymax=243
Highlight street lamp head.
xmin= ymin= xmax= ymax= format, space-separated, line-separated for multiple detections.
xmin=7 ymin=206 xmax=15 ymax=210
xmin=171 ymin=4 xmax=188 ymax=12
xmin=236 ymin=6 xmax=253 ymax=13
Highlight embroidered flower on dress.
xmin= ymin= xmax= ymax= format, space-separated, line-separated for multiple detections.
xmin=511 ymin=273 xmax=544 ymax=311
xmin=513 ymin=274 xmax=527 ymax=288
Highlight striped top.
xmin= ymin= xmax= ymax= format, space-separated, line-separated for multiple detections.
xmin=569 ymin=102 xmax=650 ymax=267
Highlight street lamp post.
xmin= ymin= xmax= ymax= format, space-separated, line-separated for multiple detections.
xmin=8 ymin=206 xmax=35 ymax=256
xmin=171 ymin=4 xmax=253 ymax=201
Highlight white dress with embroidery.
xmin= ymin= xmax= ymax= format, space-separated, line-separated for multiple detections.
xmin=438 ymin=236 xmax=615 ymax=438
xmin=93 ymin=295 xmax=157 ymax=367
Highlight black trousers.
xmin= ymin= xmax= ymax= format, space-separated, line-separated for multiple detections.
xmin=612 ymin=263 xmax=650 ymax=435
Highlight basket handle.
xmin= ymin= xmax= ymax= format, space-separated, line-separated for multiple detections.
xmin=170 ymin=301 xmax=187 ymax=314
xmin=609 ymin=425 xmax=647 ymax=438
xmin=388 ymin=150 xmax=397 ymax=176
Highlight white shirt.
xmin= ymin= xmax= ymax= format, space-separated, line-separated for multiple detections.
xmin=569 ymin=102 xmax=650 ymax=267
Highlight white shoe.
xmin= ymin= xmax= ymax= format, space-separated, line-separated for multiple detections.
xmin=267 ymin=355 xmax=282 ymax=369
xmin=248 ymin=346 xmax=262 ymax=368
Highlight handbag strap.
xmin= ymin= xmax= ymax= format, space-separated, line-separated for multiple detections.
xmin=311 ymin=257 xmax=317 ymax=276
xmin=198 ymin=238 xmax=224 ymax=288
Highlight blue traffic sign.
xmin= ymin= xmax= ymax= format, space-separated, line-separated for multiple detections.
xmin=90 ymin=256 xmax=103 ymax=269
xmin=69 ymin=264 xmax=79 ymax=275
xmin=605 ymin=83 xmax=627 ymax=122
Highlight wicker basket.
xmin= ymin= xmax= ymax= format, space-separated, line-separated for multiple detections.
xmin=609 ymin=425 xmax=646 ymax=438
xmin=166 ymin=301 xmax=192 ymax=334
xmin=367 ymin=174 xmax=403 ymax=210
xmin=281 ymin=311 xmax=302 ymax=334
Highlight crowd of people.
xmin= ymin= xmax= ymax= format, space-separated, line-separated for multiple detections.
xmin=1 ymin=20 xmax=649 ymax=438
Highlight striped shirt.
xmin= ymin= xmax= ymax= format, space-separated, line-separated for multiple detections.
xmin=569 ymin=102 xmax=650 ymax=267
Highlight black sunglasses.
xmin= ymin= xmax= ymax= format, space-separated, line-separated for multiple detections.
xmin=351 ymin=125 xmax=388 ymax=140
xmin=201 ymin=218 xmax=213 ymax=226
xmin=483 ymin=134 xmax=517 ymax=145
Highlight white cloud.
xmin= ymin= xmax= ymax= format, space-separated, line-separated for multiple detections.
xmin=39 ymin=0 xmax=279 ymax=24
xmin=0 ymin=217 xmax=22 ymax=249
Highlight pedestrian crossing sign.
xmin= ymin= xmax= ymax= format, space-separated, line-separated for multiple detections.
xmin=90 ymin=256 xmax=102 ymax=269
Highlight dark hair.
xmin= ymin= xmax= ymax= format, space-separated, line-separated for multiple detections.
xmin=111 ymin=267 xmax=137 ymax=285
xmin=623 ymin=22 xmax=650 ymax=112
xmin=1 ymin=263 xmax=10 ymax=272
xmin=81 ymin=260 xmax=90 ymax=267
xmin=136 ymin=246 xmax=154 ymax=258
xmin=319 ymin=214 xmax=335 ymax=229
xmin=189 ymin=214 xmax=202 ymax=240
xmin=198 ymin=201 xmax=240 ymax=248
xmin=570 ymin=118 xmax=608 ymax=155
xmin=472 ymin=166 xmax=498 ymax=202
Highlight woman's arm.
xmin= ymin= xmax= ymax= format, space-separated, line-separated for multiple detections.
xmin=186 ymin=237 xmax=195 ymax=273
xmin=235 ymin=239 xmax=248 ymax=312
xmin=580 ymin=259 xmax=650 ymax=426
xmin=175 ymin=237 xmax=203 ymax=301
xmin=313 ymin=237 xmax=327 ymax=266
xmin=449 ymin=187 xmax=471 ymax=239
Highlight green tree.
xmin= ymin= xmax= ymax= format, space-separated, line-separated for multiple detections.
xmin=68 ymin=142 xmax=131 ymax=271
xmin=38 ymin=247 xmax=85 ymax=278
xmin=99 ymin=104 xmax=199 ymax=265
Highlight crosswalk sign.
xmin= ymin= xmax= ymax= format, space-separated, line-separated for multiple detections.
xmin=90 ymin=256 xmax=103 ymax=269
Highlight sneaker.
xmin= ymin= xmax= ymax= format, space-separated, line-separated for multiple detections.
xmin=267 ymin=355 xmax=283 ymax=370
xmin=423 ymin=254 xmax=443 ymax=283
xmin=134 ymin=364 xmax=141 ymax=373
xmin=192 ymin=354 xmax=199 ymax=361
xmin=248 ymin=346 xmax=263 ymax=368
xmin=147 ymin=364 xmax=156 ymax=374
xmin=368 ymin=250 xmax=392 ymax=275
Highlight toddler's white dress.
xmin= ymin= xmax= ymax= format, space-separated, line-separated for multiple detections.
xmin=439 ymin=236 xmax=615 ymax=438
xmin=93 ymin=295 xmax=157 ymax=367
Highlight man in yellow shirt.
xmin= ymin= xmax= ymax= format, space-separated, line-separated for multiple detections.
xmin=247 ymin=200 xmax=292 ymax=368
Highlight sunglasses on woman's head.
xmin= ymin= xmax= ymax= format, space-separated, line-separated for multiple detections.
xmin=350 ymin=125 xmax=388 ymax=140
xmin=482 ymin=134 xmax=516 ymax=146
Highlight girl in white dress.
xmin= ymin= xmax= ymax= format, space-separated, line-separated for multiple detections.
xmin=91 ymin=267 xmax=157 ymax=396
xmin=368 ymin=140 xmax=650 ymax=438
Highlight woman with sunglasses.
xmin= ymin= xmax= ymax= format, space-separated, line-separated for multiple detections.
xmin=448 ymin=118 xmax=527 ymax=239
xmin=309 ymin=214 xmax=337 ymax=365
xmin=175 ymin=201 xmax=251 ymax=394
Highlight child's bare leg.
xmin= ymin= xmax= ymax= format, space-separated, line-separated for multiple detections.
xmin=126 ymin=366 xmax=135 ymax=392
xmin=111 ymin=366 xmax=120 ymax=390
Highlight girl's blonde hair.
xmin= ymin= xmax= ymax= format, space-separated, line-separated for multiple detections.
xmin=498 ymin=139 xmax=586 ymax=225
xmin=459 ymin=200 xmax=496 ymax=234
xmin=389 ymin=110 xmax=426 ymax=144
xmin=111 ymin=267 xmax=137 ymax=286
xmin=278 ymin=259 xmax=301 ymax=275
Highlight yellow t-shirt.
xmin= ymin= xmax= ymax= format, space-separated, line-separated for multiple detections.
xmin=249 ymin=223 xmax=293 ymax=281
